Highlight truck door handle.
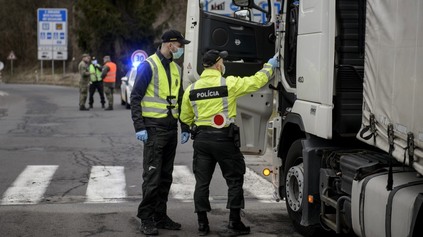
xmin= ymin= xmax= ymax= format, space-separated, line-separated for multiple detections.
xmin=229 ymin=26 xmax=244 ymax=31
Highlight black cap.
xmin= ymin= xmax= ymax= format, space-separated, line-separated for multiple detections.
xmin=202 ymin=50 xmax=228 ymax=67
xmin=161 ymin=30 xmax=191 ymax=45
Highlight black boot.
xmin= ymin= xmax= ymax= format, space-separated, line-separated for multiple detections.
xmin=89 ymin=104 xmax=93 ymax=109
xmin=198 ymin=222 xmax=210 ymax=236
xmin=227 ymin=221 xmax=250 ymax=236
xmin=154 ymin=215 xmax=181 ymax=230
xmin=140 ymin=218 xmax=158 ymax=235
xmin=226 ymin=209 xmax=250 ymax=236
xmin=101 ymin=103 xmax=105 ymax=109
xmin=79 ymin=105 xmax=89 ymax=111
xmin=104 ymin=105 xmax=113 ymax=110
xmin=197 ymin=211 xmax=209 ymax=236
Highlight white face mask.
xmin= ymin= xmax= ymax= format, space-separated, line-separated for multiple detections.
xmin=171 ymin=44 xmax=184 ymax=59
xmin=220 ymin=64 xmax=226 ymax=75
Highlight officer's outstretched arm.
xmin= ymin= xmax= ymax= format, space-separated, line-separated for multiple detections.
xmin=179 ymin=86 xmax=195 ymax=126
xmin=229 ymin=63 xmax=274 ymax=98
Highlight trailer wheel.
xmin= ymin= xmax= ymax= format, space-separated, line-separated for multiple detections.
xmin=284 ymin=140 xmax=318 ymax=236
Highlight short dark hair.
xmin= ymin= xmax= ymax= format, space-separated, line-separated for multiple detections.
xmin=202 ymin=50 xmax=228 ymax=67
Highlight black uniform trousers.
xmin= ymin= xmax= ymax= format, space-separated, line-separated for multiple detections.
xmin=137 ymin=127 xmax=177 ymax=220
xmin=193 ymin=133 xmax=246 ymax=213
xmin=88 ymin=81 xmax=105 ymax=106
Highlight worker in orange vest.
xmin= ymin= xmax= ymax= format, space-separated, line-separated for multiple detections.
xmin=101 ymin=55 xmax=117 ymax=110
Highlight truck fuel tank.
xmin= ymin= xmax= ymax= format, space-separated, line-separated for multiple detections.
xmin=351 ymin=170 xmax=423 ymax=237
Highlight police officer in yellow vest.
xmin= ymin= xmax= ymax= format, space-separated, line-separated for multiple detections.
xmin=130 ymin=29 xmax=190 ymax=236
xmin=180 ymin=50 xmax=278 ymax=236
xmin=88 ymin=58 xmax=105 ymax=109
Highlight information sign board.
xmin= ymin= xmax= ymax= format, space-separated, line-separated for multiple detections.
xmin=37 ymin=8 xmax=68 ymax=60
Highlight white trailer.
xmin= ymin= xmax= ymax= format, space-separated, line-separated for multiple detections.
xmin=183 ymin=0 xmax=423 ymax=236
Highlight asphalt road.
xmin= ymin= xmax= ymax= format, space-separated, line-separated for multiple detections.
xmin=0 ymin=83 xmax=302 ymax=237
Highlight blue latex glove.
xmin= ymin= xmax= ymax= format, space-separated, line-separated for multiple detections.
xmin=267 ymin=55 xmax=279 ymax=68
xmin=136 ymin=130 xmax=148 ymax=142
xmin=181 ymin=132 xmax=190 ymax=144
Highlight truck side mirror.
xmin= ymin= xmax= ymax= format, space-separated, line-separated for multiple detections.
xmin=234 ymin=9 xmax=251 ymax=21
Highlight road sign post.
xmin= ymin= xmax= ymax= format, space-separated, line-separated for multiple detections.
xmin=131 ymin=50 xmax=148 ymax=67
xmin=0 ymin=61 xmax=4 ymax=82
xmin=7 ymin=51 xmax=17 ymax=76
xmin=37 ymin=8 xmax=68 ymax=78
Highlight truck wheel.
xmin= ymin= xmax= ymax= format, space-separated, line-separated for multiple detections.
xmin=284 ymin=140 xmax=318 ymax=236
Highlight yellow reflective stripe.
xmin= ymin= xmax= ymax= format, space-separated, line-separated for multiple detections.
xmin=142 ymin=106 xmax=178 ymax=115
xmin=143 ymin=107 xmax=168 ymax=114
xmin=142 ymin=96 xmax=168 ymax=104
xmin=171 ymin=108 xmax=178 ymax=115
xmin=259 ymin=64 xmax=272 ymax=78
xmin=146 ymin=58 xmax=160 ymax=97
xmin=220 ymin=77 xmax=229 ymax=120
xmin=189 ymin=82 xmax=200 ymax=122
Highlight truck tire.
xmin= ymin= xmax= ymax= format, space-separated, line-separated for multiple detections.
xmin=284 ymin=139 xmax=319 ymax=236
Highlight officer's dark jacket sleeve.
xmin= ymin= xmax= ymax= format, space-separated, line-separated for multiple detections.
xmin=101 ymin=65 xmax=110 ymax=79
xmin=178 ymin=85 xmax=190 ymax=133
xmin=130 ymin=61 xmax=152 ymax=132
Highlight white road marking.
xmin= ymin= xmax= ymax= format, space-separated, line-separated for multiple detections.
xmin=169 ymin=165 xmax=276 ymax=203
xmin=1 ymin=165 xmax=58 ymax=205
xmin=169 ymin=165 xmax=196 ymax=201
xmin=244 ymin=167 xmax=275 ymax=203
xmin=85 ymin=166 xmax=127 ymax=203
xmin=1 ymin=165 xmax=276 ymax=205
xmin=0 ymin=91 xmax=9 ymax=96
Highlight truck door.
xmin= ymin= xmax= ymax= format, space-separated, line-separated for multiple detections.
xmin=183 ymin=0 xmax=276 ymax=155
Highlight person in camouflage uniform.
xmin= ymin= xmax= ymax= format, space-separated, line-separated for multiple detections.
xmin=78 ymin=53 xmax=91 ymax=111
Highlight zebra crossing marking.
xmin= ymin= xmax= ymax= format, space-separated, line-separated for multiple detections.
xmin=169 ymin=165 xmax=196 ymax=201
xmin=1 ymin=165 xmax=58 ymax=205
xmin=85 ymin=166 xmax=127 ymax=203
xmin=1 ymin=165 xmax=276 ymax=205
xmin=244 ymin=167 xmax=275 ymax=203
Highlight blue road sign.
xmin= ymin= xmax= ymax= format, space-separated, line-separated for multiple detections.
xmin=37 ymin=8 xmax=68 ymax=60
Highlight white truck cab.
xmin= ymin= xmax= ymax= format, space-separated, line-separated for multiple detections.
xmin=184 ymin=1 xmax=423 ymax=236
xmin=184 ymin=0 xmax=276 ymax=155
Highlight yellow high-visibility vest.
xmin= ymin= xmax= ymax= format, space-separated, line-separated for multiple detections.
xmin=89 ymin=64 xmax=102 ymax=82
xmin=141 ymin=54 xmax=181 ymax=119
xmin=180 ymin=64 xmax=273 ymax=127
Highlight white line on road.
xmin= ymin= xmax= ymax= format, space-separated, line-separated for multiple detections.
xmin=0 ymin=91 xmax=9 ymax=96
xmin=169 ymin=165 xmax=276 ymax=203
xmin=169 ymin=165 xmax=196 ymax=201
xmin=244 ymin=167 xmax=275 ymax=203
xmin=1 ymin=165 xmax=58 ymax=205
xmin=85 ymin=166 xmax=127 ymax=203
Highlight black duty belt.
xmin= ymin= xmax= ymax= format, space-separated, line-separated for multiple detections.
xmin=197 ymin=126 xmax=229 ymax=133
xmin=194 ymin=126 xmax=230 ymax=141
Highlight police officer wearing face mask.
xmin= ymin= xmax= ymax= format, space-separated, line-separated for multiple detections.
xmin=130 ymin=29 xmax=191 ymax=235
xmin=180 ymin=50 xmax=278 ymax=236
